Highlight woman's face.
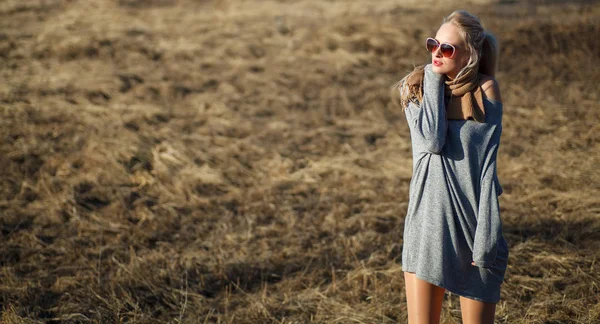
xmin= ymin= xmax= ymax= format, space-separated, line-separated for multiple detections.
xmin=430 ymin=23 xmax=470 ymax=80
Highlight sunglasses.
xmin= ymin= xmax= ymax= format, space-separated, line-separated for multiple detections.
xmin=426 ymin=37 xmax=457 ymax=58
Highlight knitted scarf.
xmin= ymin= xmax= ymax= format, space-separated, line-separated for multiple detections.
xmin=400 ymin=64 xmax=486 ymax=123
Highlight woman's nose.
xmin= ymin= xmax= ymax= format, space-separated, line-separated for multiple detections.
xmin=433 ymin=46 xmax=443 ymax=57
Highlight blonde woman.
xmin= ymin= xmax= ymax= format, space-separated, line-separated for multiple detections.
xmin=393 ymin=10 xmax=507 ymax=324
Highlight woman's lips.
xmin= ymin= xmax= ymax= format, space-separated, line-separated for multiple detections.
xmin=433 ymin=60 xmax=442 ymax=66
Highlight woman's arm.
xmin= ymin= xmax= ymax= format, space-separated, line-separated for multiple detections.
xmin=494 ymin=168 xmax=503 ymax=196
xmin=403 ymin=64 xmax=448 ymax=154
xmin=472 ymin=157 xmax=503 ymax=267
xmin=473 ymin=117 xmax=503 ymax=268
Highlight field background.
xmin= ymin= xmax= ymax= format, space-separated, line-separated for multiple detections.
xmin=1 ymin=0 xmax=599 ymax=323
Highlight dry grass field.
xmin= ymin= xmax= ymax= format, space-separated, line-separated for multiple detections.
xmin=1 ymin=0 xmax=599 ymax=323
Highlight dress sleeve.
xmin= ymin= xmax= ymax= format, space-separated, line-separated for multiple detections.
xmin=494 ymin=170 xmax=503 ymax=196
xmin=403 ymin=64 xmax=448 ymax=154
xmin=473 ymin=125 xmax=503 ymax=268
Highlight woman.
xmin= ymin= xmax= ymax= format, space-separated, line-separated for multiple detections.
xmin=392 ymin=10 xmax=508 ymax=324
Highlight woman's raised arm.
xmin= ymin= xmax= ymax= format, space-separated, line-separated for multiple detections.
xmin=403 ymin=64 xmax=448 ymax=154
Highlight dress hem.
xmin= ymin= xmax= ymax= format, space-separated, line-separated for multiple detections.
xmin=402 ymin=268 xmax=501 ymax=304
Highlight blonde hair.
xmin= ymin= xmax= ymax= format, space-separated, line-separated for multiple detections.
xmin=446 ymin=10 xmax=499 ymax=80
xmin=392 ymin=10 xmax=500 ymax=110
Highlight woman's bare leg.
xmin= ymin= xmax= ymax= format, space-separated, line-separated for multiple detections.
xmin=459 ymin=296 xmax=496 ymax=324
xmin=404 ymin=271 xmax=417 ymax=323
xmin=404 ymin=271 xmax=446 ymax=324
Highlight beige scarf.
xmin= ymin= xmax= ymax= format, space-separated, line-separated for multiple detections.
xmin=400 ymin=64 xmax=486 ymax=123
xmin=444 ymin=67 xmax=486 ymax=122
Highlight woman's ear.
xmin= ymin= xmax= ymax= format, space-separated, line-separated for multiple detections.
xmin=459 ymin=51 xmax=470 ymax=70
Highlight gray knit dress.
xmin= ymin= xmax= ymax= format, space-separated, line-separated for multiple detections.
xmin=401 ymin=63 xmax=509 ymax=303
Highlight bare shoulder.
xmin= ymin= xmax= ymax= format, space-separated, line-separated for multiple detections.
xmin=479 ymin=74 xmax=502 ymax=104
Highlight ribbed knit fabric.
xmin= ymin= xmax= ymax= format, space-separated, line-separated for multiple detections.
xmin=400 ymin=63 xmax=508 ymax=303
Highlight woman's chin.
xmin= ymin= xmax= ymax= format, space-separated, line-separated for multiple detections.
xmin=431 ymin=64 xmax=446 ymax=75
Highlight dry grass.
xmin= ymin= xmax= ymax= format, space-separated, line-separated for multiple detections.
xmin=1 ymin=0 xmax=599 ymax=323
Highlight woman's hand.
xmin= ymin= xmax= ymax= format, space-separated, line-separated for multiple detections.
xmin=471 ymin=261 xmax=496 ymax=267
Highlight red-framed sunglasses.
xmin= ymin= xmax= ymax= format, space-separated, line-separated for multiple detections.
xmin=426 ymin=37 xmax=457 ymax=58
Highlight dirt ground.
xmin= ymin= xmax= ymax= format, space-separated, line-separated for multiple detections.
xmin=1 ymin=0 xmax=599 ymax=323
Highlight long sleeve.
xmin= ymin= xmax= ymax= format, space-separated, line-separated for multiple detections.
xmin=403 ymin=64 xmax=448 ymax=154
xmin=494 ymin=170 xmax=503 ymax=196
xmin=472 ymin=125 xmax=503 ymax=268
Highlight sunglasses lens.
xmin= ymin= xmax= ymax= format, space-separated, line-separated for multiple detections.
xmin=426 ymin=38 xmax=439 ymax=53
xmin=440 ymin=44 xmax=455 ymax=58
